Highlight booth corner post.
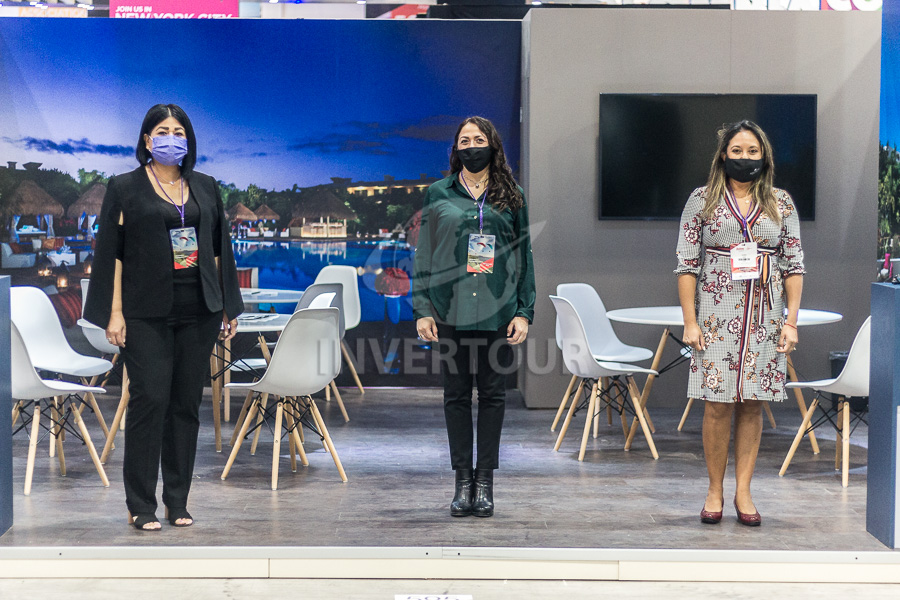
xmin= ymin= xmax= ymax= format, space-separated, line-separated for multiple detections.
xmin=0 ymin=276 xmax=12 ymax=536
xmin=867 ymin=283 xmax=900 ymax=548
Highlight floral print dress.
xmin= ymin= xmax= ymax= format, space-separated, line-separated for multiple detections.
xmin=675 ymin=186 xmax=805 ymax=403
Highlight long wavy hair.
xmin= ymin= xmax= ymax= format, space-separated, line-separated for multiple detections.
xmin=703 ymin=120 xmax=779 ymax=224
xmin=449 ymin=116 xmax=523 ymax=212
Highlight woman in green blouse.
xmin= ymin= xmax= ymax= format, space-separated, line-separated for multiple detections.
xmin=413 ymin=116 xmax=536 ymax=518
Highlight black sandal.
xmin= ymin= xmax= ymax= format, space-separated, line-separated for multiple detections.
xmin=165 ymin=507 xmax=193 ymax=527
xmin=128 ymin=511 xmax=161 ymax=531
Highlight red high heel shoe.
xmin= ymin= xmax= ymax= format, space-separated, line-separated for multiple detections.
xmin=734 ymin=499 xmax=761 ymax=527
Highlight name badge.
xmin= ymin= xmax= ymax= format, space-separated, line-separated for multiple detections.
xmin=170 ymin=227 xmax=199 ymax=270
xmin=730 ymin=241 xmax=759 ymax=280
xmin=467 ymin=234 xmax=495 ymax=274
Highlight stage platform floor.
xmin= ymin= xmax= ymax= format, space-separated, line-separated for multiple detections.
xmin=0 ymin=387 xmax=884 ymax=552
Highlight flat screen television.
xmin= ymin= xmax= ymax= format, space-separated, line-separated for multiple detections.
xmin=598 ymin=93 xmax=817 ymax=220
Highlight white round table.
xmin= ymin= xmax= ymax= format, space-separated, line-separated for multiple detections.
xmin=241 ymin=288 xmax=305 ymax=305
xmin=606 ymin=306 xmax=842 ymax=327
xmin=606 ymin=306 xmax=843 ymax=446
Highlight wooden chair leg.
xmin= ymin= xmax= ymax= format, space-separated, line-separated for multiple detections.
xmin=842 ymin=399 xmax=851 ymax=488
xmin=341 ymin=340 xmax=366 ymax=394
xmin=763 ymin=402 xmax=777 ymax=429
xmin=223 ymin=338 xmax=232 ymax=423
xmin=835 ymin=399 xmax=843 ymax=471
xmin=643 ymin=407 xmax=656 ymax=434
xmin=101 ymin=382 xmax=130 ymax=464
xmin=221 ymin=395 xmax=262 ymax=480
xmin=330 ymin=381 xmax=350 ymax=422
xmin=578 ymin=382 xmax=599 ymax=462
xmin=551 ymin=375 xmax=578 ymax=432
xmin=82 ymin=389 xmax=111 ymax=440
xmin=285 ymin=408 xmax=298 ymax=473
xmin=325 ymin=383 xmax=331 ymax=402
xmin=341 ymin=340 xmax=365 ymax=395
xmin=11 ymin=401 xmax=23 ymax=429
xmin=67 ymin=397 xmax=109 ymax=488
xmin=787 ymin=357 xmax=820 ymax=454
xmin=779 ymin=396 xmax=819 ymax=477
xmin=271 ymin=399 xmax=284 ymax=491
xmin=230 ymin=389 xmax=256 ymax=447
xmin=210 ymin=353 xmax=223 ymax=453
xmin=49 ymin=398 xmax=59 ymax=458
xmin=250 ymin=393 xmax=270 ymax=456
xmin=619 ymin=392 xmax=628 ymax=438
xmin=677 ymin=398 xmax=694 ymax=431
xmin=602 ymin=377 xmax=611 ymax=426
xmin=308 ymin=397 xmax=348 ymax=482
xmin=625 ymin=377 xmax=659 ymax=459
xmin=55 ymin=424 xmax=66 ymax=477
xmin=554 ymin=379 xmax=584 ymax=451
xmin=24 ymin=402 xmax=41 ymax=496
xmin=287 ymin=400 xmax=308 ymax=466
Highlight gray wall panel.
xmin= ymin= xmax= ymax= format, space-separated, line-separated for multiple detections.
xmin=521 ymin=9 xmax=881 ymax=409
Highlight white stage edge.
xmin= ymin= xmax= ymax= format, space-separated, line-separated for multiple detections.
xmin=0 ymin=547 xmax=898 ymax=583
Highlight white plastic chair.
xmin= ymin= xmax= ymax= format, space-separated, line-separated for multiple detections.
xmin=550 ymin=295 xmax=660 ymax=461
xmin=79 ymin=279 xmax=130 ymax=464
xmin=221 ymin=307 xmax=347 ymax=489
xmin=314 ymin=265 xmax=365 ymax=394
xmin=10 ymin=322 xmax=110 ymax=495
xmin=10 ymin=286 xmax=114 ymax=452
xmin=228 ymin=284 xmax=349 ymax=452
xmin=551 ymin=283 xmax=654 ymax=433
xmin=779 ymin=317 xmax=871 ymax=487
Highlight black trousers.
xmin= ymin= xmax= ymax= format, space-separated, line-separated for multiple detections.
xmin=121 ymin=309 xmax=221 ymax=514
xmin=437 ymin=325 xmax=513 ymax=471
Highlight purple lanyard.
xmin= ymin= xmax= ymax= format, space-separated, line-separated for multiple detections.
xmin=149 ymin=164 xmax=186 ymax=227
xmin=726 ymin=185 xmax=752 ymax=242
xmin=461 ymin=176 xmax=488 ymax=234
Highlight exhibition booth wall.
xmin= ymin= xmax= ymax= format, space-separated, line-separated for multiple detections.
xmin=521 ymin=8 xmax=882 ymax=409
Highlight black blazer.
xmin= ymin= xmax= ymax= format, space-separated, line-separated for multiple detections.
xmin=83 ymin=167 xmax=244 ymax=328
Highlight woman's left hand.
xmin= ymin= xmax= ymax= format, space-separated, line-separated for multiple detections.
xmin=776 ymin=322 xmax=798 ymax=354
xmin=220 ymin=314 xmax=238 ymax=341
xmin=507 ymin=316 xmax=529 ymax=345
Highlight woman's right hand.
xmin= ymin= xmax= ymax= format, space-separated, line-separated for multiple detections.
xmin=107 ymin=311 xmax=126 ymax=348
xmin=416 ymin=317 xmax=439 ymax=342
xmin=682 ymin=321 xmax=705 ymax=353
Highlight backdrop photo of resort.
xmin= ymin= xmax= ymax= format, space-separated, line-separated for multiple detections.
xmin=0 ymin=18 xmax=522 ymax=386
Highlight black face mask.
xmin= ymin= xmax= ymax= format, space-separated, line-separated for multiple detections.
xmin=724 ymin=158 xmax=764 ymax=183
xmin=457 ymin=146 xmax=493 ymax=173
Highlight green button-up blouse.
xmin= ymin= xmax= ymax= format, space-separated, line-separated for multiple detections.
xmin=412 ymin=174 xmax=536 ymax=331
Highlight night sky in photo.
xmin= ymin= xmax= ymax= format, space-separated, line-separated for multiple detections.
xmin=0 ymin=18 xmax=521 ymax=190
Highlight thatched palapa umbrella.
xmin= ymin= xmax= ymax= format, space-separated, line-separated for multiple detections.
xmin=5 ymin=180 xmax=65 ymax=238
xmin=253 ymin=203 xmax=280 ymax=222
xmin=67 ymin=182 xmax=106 ymax=238
xmin=227 ymin=202 xmax=257 ymax=222
xmin=67 ymin=183 xmax=106 ymax=219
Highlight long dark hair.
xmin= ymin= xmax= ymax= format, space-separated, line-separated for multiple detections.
xmin=704 ymin=120 xmax=779 ymax=223
xmin=135 ymin=103 xmax=198 ymax=179
xmin=449 ymin=116 xmax=523 ymax=212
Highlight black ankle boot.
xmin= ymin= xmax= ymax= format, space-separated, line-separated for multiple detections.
xmin=450 ymin=469 xmax=474 ymax=517
xmin=471 ymin=468 xmax=494 ymax=518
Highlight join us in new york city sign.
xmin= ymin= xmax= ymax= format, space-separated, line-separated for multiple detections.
xmin=110 ymin=1 xmax=238 ymax=19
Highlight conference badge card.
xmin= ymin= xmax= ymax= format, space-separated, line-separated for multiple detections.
xmin=467 ymin=234 xmax=495 ymax=274
xmin=170 ymin=227 xmax=199 ymax=270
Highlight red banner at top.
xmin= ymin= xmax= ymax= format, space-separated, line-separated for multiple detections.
xmin=110 ymin=1 xmax=238 ymax=19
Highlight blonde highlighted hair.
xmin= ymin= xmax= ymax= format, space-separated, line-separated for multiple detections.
xmin=703 ymin=120 xmax=780 ymax=224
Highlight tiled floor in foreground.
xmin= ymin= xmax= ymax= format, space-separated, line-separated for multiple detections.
xmin=0 ymin=387 xmax=882 ymax=551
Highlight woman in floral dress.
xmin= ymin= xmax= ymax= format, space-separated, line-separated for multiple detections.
xmin=676 ymin=121 xmax=805 ymax=527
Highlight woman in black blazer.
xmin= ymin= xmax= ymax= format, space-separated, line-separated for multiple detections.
xmin=84 ymin=104 xmax=244 ymax=531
